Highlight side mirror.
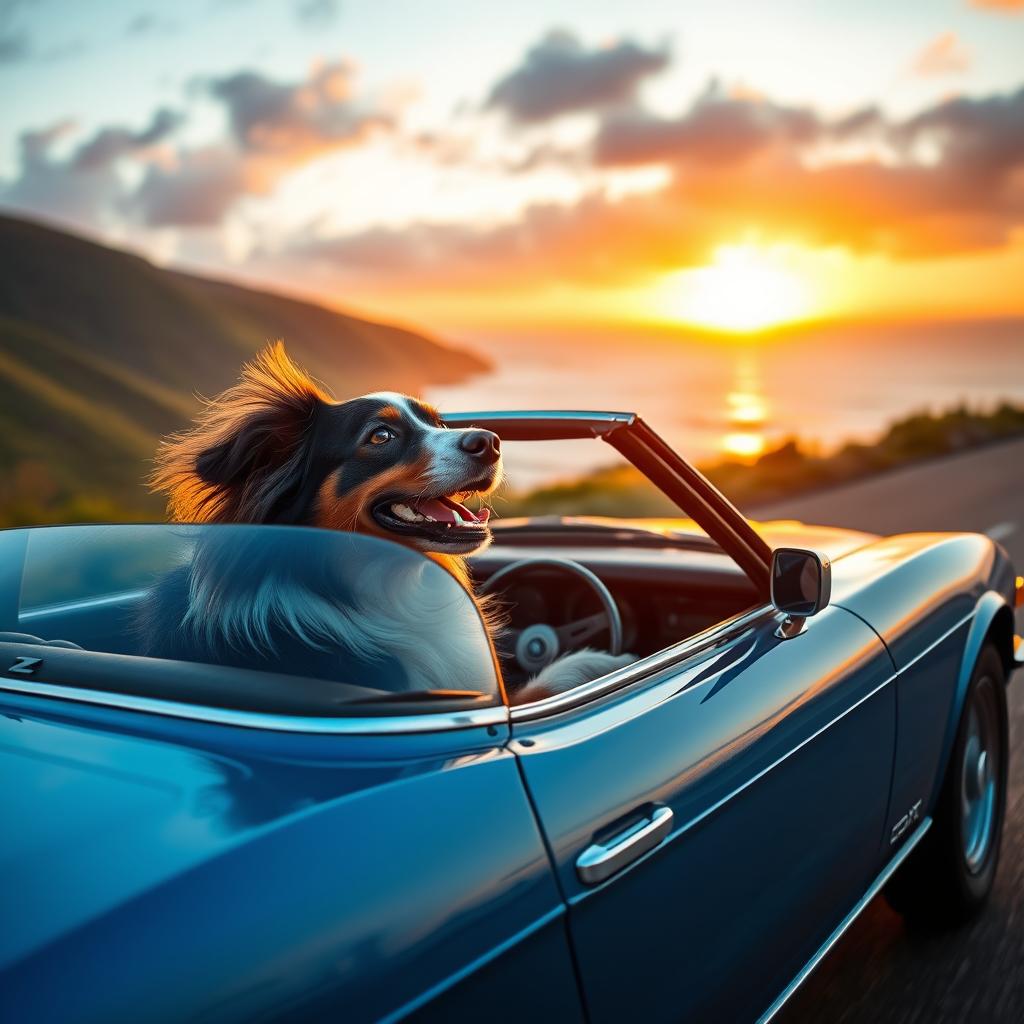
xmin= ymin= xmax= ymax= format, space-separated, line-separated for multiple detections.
xmin=770 ymin=548 xmax=831 ymax=635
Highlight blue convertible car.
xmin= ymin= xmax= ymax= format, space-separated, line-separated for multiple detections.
xmin=1 ymin=410 xmax=1021 ymax=1023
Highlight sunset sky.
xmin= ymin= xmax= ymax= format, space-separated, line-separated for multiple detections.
xmin=2 ymin=0 xmax=1024 ymax=333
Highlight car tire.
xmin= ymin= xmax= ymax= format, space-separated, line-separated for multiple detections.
xmin=883 ymin=643 xmax=1008 ymax=927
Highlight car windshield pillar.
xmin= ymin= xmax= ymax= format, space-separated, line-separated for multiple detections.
xmin=443 ymin=410 xmax=773 ymax=600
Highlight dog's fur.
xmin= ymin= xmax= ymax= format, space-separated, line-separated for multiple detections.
xmin=146 ymin=343 xmax=631 ymax=699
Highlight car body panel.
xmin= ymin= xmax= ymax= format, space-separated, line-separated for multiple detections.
xmin=827 ymin=531 xmax=1017 ymax=852
xmin=510 ymin=602 xmax=896 ymax=1023
xmin=0 ymin=696 xmax=576 ymax=1024
xmin=2 ymin=408 xmax=1018 ymax=1024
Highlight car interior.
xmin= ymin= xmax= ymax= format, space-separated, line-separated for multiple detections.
xmin=0 ymin=432 xmax=764 ymax=715
xmin=471 ymin=520 xmax=759 ymax=692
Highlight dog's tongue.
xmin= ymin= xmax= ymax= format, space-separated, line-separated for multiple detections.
xmin=413 ymin=497 xmax=489 ymax=524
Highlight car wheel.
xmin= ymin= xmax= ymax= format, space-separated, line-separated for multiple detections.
xmin=884 ymin=643 xmax=1008 ymax=926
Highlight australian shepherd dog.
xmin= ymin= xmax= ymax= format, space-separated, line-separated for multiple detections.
xmin=144 ymin=343 xmax=631 ymax=702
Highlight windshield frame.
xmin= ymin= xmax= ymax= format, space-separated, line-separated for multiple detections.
xmin=443 ymin=410 xmax=773 ymax=598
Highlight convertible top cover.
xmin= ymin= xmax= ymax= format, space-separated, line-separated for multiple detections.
xmin=0 ymin=524 xmax=500 ymax=716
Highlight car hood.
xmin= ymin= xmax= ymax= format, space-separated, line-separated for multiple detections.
xmin=747 ymin=519 xmax=879 ymax=560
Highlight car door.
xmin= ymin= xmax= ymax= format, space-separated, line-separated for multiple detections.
xmin=511 ymin=602 xmax=896 ymax=1024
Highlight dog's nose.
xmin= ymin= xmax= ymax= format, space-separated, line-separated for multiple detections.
xmin=459 ymin=429 xmax=501 ymax=464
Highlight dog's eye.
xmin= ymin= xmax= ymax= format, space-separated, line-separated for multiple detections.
xmin=369 ymin=427 xmax=395 ymax=445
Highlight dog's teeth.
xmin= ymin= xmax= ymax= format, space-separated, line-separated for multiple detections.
xmin=392 ymin=503 xmax=423 ymax=523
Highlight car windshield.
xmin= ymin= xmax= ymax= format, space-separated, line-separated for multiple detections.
xmin=0 ymin=524 xmax=500 ymax=717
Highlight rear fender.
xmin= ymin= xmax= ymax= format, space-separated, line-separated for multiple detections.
xmin=931 ymin=592 xmax=1015 ymax=799
xmin=829 ymin=533 xmax=1015 ymax=837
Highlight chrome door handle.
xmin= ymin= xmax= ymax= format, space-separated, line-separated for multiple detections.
xmin=576 ymin=805 xmax=674 ymax=885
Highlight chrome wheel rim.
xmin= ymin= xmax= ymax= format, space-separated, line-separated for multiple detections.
xmin=961 ymin=679 xmax=998 ymax=874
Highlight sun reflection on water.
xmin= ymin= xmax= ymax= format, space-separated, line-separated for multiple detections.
xmin=721 ymin=355 xmax=769 ymax=461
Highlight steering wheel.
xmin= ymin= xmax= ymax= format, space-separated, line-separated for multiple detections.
xmin=480 ymin=557 xmax=623 ymax=675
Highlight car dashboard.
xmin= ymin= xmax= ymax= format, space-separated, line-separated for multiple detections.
xmin=471 ymin=530 xmax=760 ymax=659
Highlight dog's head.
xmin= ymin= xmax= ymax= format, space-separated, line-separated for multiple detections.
xmin=151 ymin=343 xmax=502 ymax=556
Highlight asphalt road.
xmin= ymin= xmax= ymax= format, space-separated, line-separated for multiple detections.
xmin=751 ymin=438 xmax=1024 ymax=1024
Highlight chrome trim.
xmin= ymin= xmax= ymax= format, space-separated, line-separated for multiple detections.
xmin=20 ymin=588 xmax=149 ymax=621
xmin=442 ymin=410 xmax=636 ymax=440
xmin=757 ymin=816 xmax=933 ymax=1024
xmin=0 ymin=678 xmax=510 ymax=735
xmin=510 ymin=603 xmax=774 ymax=721
xmin=774 ymin=615 xmax=807 ymax=639
xmin=576 ymin=805 xmax=674 ymax=885
xmin=444 ymin=409 xmax=636 ymax=422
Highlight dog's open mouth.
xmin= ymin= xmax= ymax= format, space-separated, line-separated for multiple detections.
xmin=372 ymin=493 xmax=492 ymax=551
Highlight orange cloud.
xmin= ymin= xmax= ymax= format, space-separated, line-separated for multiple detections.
xmin=969 ymin=0 xmax=1024 ymax=11
xmin=272 ymin=83 xmax=1024 ymax=293
xmin=1 ymin=59 xmax=393 ymax=229
xmin=207 ymin=61 xmax=390 ymax=161
xmin=912 ymin=32 xmax=971 ymax=75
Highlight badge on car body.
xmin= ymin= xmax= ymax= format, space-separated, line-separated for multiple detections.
xmin=8 ymin=656 xmax=42 ymax=675
xmin=890 ymin=798 xmax=923 ymax=845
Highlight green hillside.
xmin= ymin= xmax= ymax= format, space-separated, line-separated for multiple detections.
xmin=0 ymin=214 xmax=489 ymax=526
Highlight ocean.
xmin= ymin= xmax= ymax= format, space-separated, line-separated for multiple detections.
xmin=425 ymin=318 xmax=1024 ymax=488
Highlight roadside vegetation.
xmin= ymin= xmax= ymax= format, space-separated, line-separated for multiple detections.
xmin=498 ymin=402 xmax=1024 ymax=519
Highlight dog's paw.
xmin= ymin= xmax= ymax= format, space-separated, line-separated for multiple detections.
xmin=514 ymin=648 xmax=636 ymax=705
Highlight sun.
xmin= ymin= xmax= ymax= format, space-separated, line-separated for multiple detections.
xmin=655 ymin=243 xmax=814 ymax=333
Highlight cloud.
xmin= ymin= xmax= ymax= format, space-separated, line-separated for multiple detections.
xmin=293 ymin=0 xmax=340 ymax=28
xmin=206 ymin=61 xmax=389 ymax=157
xmin=642 ymin=84 xmax=1024 ymax=260
xmin=71 ymin=107 xmax=183 ymax=170
xmin=275 ymin=82 xmax=1024 ymax=291
xmin=0 ymin=28 xmax=28 ymax=62
xmin=0 ymin=0 xmax=27 ymax=61
xmin=0 ymin=121 xmax=125 ymax=232
xmin=125 ymin=13 xmax=179 ymax=37
xmin=121 ymin=59 xmax=392 ymax=226
xmin=593 ymin=82 xmax=819 ymax=167
xmin=275 ymin=189 xmax=713 ymax=288
xmin=968 ymin=0 xmax=1024 ymax=11
xmin=128 ymin=57 xmax=391 ymax=227
xmin=487 ymin=29 xmax=670 ymax=123
xmin=131 ymin=147 xmax=261 ymax=226
xmin=0 ymin=107 xmax=183 ymax=227
xmin=1 ymin=57 xmax=394 ymax=231
xmin=912 ymin=32 xmax=971 ymax=75
xmin=894 ymin=85 xmax=1024 ymax=180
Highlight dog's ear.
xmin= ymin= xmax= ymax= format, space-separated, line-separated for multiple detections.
xmin=151 ymin=342 xmax=332 ymax=523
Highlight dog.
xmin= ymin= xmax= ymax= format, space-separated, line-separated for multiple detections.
xmin=143 ymin=342 xmax=631 ymax=702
